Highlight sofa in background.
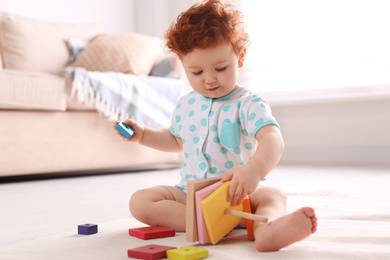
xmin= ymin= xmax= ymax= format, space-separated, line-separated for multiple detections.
xmin=0 ymin=12 xmax=184 ymax=178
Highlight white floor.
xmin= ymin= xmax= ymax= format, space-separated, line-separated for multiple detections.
xmin=1 ymin=165 xmax=389 ymax=260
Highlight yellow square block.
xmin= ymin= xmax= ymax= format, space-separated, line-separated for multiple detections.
xmin=201 ymin=181 xmax=243 ymax=244
xmin=166 ymin=246 xmax=208 ymax=260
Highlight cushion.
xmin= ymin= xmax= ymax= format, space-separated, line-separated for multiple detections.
xmin=69 ymin=33 xmax=164 ymax=76
xmin=0 ymin=12 xmax=105 ymax=74
xmin=0 ymin=69 xmax=67 ymax=111
xmin=149 ymin=53 xmax=181 ymax=78
xmin=67 ymin=37 xmax=90 ymax=63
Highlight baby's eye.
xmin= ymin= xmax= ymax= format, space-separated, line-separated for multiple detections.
xmin=192 ymin=71 xmax=203 ymax=76
xmin=216 ymin=66 xmax=227 ymax=72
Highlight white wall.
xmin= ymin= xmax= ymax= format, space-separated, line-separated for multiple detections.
xmin=133 ymin=0 xmax=196 ymax=38
xmin=0 ymin=0 xmax=135 ymax=32
xmin=0 ymin=0 xmax=196 ymax=36
xmin=271 ymin=98 xmax=390 ymax=166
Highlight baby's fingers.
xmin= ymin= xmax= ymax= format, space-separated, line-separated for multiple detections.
xmin=231 ymin=188 xmax=245 ymax=207
xmin=229 ymin=182 xmax=244 ymax=207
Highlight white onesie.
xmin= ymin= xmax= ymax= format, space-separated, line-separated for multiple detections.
xmin=170 ymin=87 xmax=279 ymax=193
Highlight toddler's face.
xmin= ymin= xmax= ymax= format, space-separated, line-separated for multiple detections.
xmin=180 ymin=43 xmax=245 ymax=99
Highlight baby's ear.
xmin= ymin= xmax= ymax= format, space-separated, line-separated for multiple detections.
xmin=238 ymin=48 xmax=247 ymax=68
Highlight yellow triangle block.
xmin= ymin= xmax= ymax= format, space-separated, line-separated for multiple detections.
xmin=200 ymin=181 xmax=243 ymax=244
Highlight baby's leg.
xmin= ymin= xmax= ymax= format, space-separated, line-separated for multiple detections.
xmin=249 ymin=186 xmax=317 ymax=252
xmin=129 ymin=185 xmax=187 ymax=231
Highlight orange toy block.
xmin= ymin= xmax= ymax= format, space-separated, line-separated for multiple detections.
xmin=242 ymin=197 xmax=254 ymax=241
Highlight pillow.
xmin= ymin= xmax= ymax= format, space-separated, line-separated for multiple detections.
xmin=149 ymin=53 xmax=181 ymax=79
xmin=67 ymin=37 xmax=90 ymax=63
xmin=0 ymin=12 xmax=105 ymax=74
xmin=69 ymin=33 xmax=165 ymax=76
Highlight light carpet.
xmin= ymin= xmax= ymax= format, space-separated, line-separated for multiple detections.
xmin=1 ymin=165 xmax=389 ymax=259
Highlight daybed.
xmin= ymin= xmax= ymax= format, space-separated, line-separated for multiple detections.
xmin=0 ymin=12 xmax=185 ymax=178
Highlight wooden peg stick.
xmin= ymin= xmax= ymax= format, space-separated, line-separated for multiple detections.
xmin=224 ymin=209 xmax=268 ymax=222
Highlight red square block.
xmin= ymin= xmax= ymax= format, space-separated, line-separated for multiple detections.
xmin=129 ymin=226 xmax=175 ymax=240
xmin=128 ymin=244 xmax=176 ymax=260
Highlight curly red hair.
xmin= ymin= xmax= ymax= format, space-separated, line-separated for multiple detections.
xmin=165 ymin=0 xmax=249 ymax=57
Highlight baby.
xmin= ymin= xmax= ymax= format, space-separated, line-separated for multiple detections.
xmin=114 ymin=0 xmax=317 ymax=252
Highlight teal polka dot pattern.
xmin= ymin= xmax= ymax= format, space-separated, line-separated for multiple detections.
xmin=199 ymin=162 xmax=207 ymax=171
xmin=255 ymin=118 xmax=264 ymax=126
xmin=201 ymin=104 xmax=209 ymax=111
xmin=170 ymin=126 xmax=175 ymax=135
xmin=220 ymin=147 xmax=228 ymax=154
xmin=209 ymin=167 xmax=218 ymax=174
xmin=223 ymin=105 xmax=231 ymax=112
xmin=169 ymin=86 xmax=278 ymax=193
xmin=245 ymin=143 xmax=253 ymax=150
xmin=225 ymin=161 xmax=234 ymax=169
xmin=251 ymin=96 xmax=261 ymax=102
xmin=233 ymin=147 xmax=241 ymax=154
xmin=249 ymin=113 xmax=256 ymax=121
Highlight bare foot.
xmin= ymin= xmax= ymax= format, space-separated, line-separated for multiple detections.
xmin=254 ymin=207 xmax=317 ymax=252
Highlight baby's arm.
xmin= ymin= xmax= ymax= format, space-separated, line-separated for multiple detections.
xmin=222 ymin=125 xmax=284 ymax=206
xmin=113 ymin=119 xmax=182 ymax=152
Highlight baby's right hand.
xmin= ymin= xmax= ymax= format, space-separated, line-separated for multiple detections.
xmin=113 ymin=119 xmax=144 ymax=143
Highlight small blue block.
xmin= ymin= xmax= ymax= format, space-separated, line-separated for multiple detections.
xmin=78 ymin=224 xmax=98 ymax=235
xmin=115 ymin=120 xmax=134 ymax=139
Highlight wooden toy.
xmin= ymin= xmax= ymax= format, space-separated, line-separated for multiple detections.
xmin=115 ymin=119 xmax=134 ymax=139
xmin=201 ymin=181 xmax=268 ymax=244
xmin=200 ymin=181 xmax=243 ymax=244
xmin=78 ymin=224 xmax=98 ymax=235
xmin=242 ymin=197 xmax=254 ymax=241
xmin=186 ymin=177 xmax=222 ymax=242
xmin=127 ymin=244 xmax=176 ymax=260
xmin=166 ymin=246 xmax=208 ymax=260
xmin=129 ymin=226 xmax=175 ymax=240
xmin=195 ymin=181 xmax=224 ymax=244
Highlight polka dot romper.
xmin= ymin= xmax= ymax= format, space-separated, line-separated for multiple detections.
xmin=170 ymin=87 xmax=279 ymax=193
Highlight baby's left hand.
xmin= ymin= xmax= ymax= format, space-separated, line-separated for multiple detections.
xmin=221 ymin=164 xmax=261 ymax=206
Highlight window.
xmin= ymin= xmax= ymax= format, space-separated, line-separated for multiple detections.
xmin=234 ymin=0 xmax=390 ymax=93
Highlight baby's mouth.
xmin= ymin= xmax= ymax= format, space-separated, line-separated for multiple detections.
xmin=208 ymin=86 xmax=220 ymax=92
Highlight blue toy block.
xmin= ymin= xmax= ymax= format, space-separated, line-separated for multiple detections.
xmin=78 ymin=224 xmax=98 ymax=235
xmin=115 ymin=120 xmax=134 ymax=139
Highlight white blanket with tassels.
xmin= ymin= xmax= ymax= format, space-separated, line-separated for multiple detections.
xmin=70 ymin=68 xmax=182 ymax=128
